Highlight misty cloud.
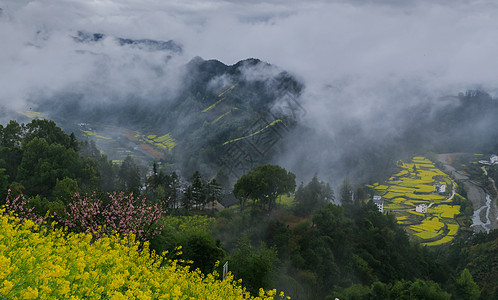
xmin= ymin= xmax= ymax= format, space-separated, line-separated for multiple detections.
xmin=2 ymin=1 xmax=497 ymax=106
xmin=1 ymin=0 xmax=497 ymax=184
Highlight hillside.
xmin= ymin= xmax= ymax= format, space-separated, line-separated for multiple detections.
xmin=30 ymin=54 xmax=303 ymax=178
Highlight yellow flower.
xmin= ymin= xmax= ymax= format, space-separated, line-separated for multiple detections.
xmin=0 ymin=280 xmax=14 ymax=295
xmin=0 ymin=212 xmax=289 ymax=300
xmin=21 ymin=287 xmax=39 ymax=299
xmin=259 ymin=288 xmax=265 ymax=297
xmin=110 ymin=275 xmax=126 ymax=290
xmin=109 ymin=291 xmax=128 ymax=300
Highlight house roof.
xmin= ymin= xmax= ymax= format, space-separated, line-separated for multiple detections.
xmin=372 ymin=196 xmax=383 ymax=204
xmin=220 ymin=193 xmax=238 ymax=207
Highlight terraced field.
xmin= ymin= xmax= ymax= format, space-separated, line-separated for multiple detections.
xmin=80 ymin=126 xmax=176 ymax=164
xmin=367 ymin=157 xmax=461 ymax=246
xmin=17 ymin=110 xmax=43 ymax=119
xmin=145 ymin=133 xmax=176 ymax=151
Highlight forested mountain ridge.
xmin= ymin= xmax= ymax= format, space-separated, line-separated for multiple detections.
xmin=1 ymin=118 xmax=497 ymax=299
xmin=30 ymin=54 xmax=304 ymax=178
xmin=2 ymin=31 xmax=498 ymax=300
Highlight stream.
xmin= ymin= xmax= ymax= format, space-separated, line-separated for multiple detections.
xmin=437 ymin=153 xmax=498 ymax=233
xmin=471 ymin=193 xmax=492 ymax=233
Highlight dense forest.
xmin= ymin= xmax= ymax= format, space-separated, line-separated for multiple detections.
xmin=1 ymin=119 xmax=497 ymax=299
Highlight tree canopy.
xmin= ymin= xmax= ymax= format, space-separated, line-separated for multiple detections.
xmin=233 ymin=164 xmax=296 ymax=211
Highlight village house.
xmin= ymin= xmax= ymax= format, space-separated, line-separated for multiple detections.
xmin=434 ymin=182 xmax=446 ymax=194
xmin=372 ymin=196 xmax=384 ymax=213
xmin=415 ymin=203 xmax=428 ymax=214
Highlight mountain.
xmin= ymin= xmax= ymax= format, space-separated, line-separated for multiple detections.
xmin=74 ymin=31 xmax=183 ymax=53
xmin=34 ymin=53 xmax=304 ymax=178
xmin=15 ymin=31 xmax=498 ymax=186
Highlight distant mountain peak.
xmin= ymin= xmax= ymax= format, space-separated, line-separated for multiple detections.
xmin=73 ymin=31 xmax=182 ymax=53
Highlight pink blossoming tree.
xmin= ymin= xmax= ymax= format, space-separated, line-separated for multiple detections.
xmin=4 ymin=190 xmax=47 ymax=224
xmin=59 ymin=192 xmax=167 ymax=242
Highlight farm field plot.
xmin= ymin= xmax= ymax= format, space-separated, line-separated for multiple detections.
xmin=145 ymin=133 xmax=176 ymax=151
xmin=79 ymin=125 xmax=176 ymax=164
xmin=368 ymin=156 xmax=461 ymax=246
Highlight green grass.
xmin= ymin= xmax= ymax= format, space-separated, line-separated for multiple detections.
xmin=277 ymin=194 xmax=295 ymax=207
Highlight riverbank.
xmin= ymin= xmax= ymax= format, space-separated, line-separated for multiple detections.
xmin=437 ymin=153 xmax=498 ymax=233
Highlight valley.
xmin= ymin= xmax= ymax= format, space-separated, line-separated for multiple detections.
xmin=438 ymin=153 xmax=498 ymax=234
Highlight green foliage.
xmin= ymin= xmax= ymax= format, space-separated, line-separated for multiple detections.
xmin=233 ymin=164 xmax=296 ymax=212
xmin=287 ymin=203 xmax=453 ymax=297
xmin=0 ymin=119 xmax=101 ymax=208
xmin=181 ymin=231 xmax=225 ymax=274
xmin=339 ymin=177 xmax=353 ymax=205
xmin=118 ymin=155 xmax=142 ymax=195
xmin=336 ymin=279 xmax=451 ymax=300
xmin=446 ymin=232 xmax=498 ymax=299
xmin=454 ymin=268 xmax=480 ymax=300
xmin=79 ymin=140 xmax=118 ymax=192
xmin=0 ymin=121 xmax=23 ymax=182
xmin=52 ymin=177 xmax=78 ymax=205
xmin=146 ymin=165 xmax=182 ymax=208
xmin=17 ymin=137 xmax=82 ymax=198
xmin=0 ymin=168 xmax=8 ymax=202
xmin=23 ymin=119 xmax=75 ymax=149
xmin=294 ymin=174 xmax=334 ymax=216
xmin=150 ymin=215 xmax=225 ymax=275
xmin=229 ymin=237 xmax=279 ymax=295
xmin=264 ymin=220 xmax=291 ymax=260
xmin=205 ymin=178 xmax=223 ymax=210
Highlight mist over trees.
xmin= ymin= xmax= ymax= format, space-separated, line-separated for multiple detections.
xmin=2 ymin=57 xmax=497 ymax=300
xmin=1 ymin=118 xmax=497 ymax=299
xmin=3 ymin=1 xmax=498 ymax=298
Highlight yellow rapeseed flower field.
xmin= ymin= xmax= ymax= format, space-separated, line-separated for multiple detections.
xmin=368 ymin=157 xmax=461 ymax=246
xmin=0 ymin=210 xmax=288 ymax=299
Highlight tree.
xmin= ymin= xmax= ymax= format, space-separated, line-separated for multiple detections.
xmin=233 ymin=164 xmax=296 ymax=212
xmin=229 ymin=237 xmax=278 ymax=295
xmin=0 ymin=121 xmax=24 ymax=182
xmin=118 ymin=156 xmax=141 ymax=194
xmin=190 ymin=171 xmax=206 ymax=208
xmin=182 ymin=186 xmax=195 ymax=211
xmin=354 ymin=186 xmax=367 ymax=205
xmin=454 ymin=269 xmax=480 ymax=300
xmin=294 ymin=174 xmax=335 ymax=216
xmin=215 ymin=169 xmax=230 ymax=194
xmin=52 ymin=177 xmax=79 ymax=204
xmin=145 ymin=162 xmax=168 ymax=202
xmin=180 ymin=231 xmax=225 ymax=275
xmin=339 ymin=177 xmax=353 ymax=205
xmin=60 ymin=192 xmax=165 ymax=242
xmin=166 ymin=171 xmax=180 ymax=209
xmin=23 ymin=119 xmax=72 ymax=148
xmin=205 ymin=178 xmax=223 ymax=210
xmin=16 ymin=137 xmax=81 ymax=198
xmin=0 ymin=168 xmax=8 ymax=202
xmin=181 ymin=171 xmax=206 ymax=210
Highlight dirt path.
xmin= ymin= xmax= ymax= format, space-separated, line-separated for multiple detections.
xmin=437 ymin=153 xmax=498 ymax=233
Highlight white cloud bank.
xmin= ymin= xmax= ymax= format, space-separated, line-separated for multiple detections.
xmin=2 ymin=0 xmax=497 ymax=103
xmin=1 ymin=0 xmax=497 ymax=179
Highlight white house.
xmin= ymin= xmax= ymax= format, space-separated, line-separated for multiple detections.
xmin=491 ymin=154 xmax=498 ymax=165
xmin=372 ymin=196 xmax=384 ymax=213
xmin=415 ymin=203 xmax=428 ymax=214
xmin=434 ymin=183 xmax=446 ymax=194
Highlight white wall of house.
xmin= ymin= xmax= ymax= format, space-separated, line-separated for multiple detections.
xmin=416 ymin=204 xmax=427 ymax=213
